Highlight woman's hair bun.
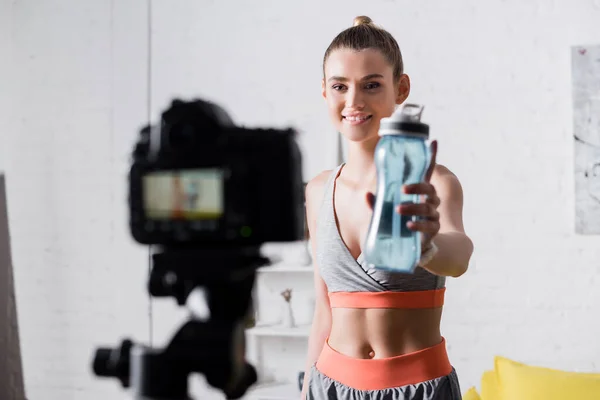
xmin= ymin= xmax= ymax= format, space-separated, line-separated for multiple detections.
xmin=353 ymin=15 xmax=373 ymax=27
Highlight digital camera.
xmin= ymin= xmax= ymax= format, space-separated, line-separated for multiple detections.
xmin=128 ymin=98 xmax=305 ymax=246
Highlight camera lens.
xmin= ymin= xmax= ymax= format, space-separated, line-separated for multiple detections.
xmin=91 ymin=340 xmax=132 ymax=388
xmin=92 ymin=348 xmax=113 ymax=377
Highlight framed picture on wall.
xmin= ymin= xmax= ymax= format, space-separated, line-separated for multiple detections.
xmin=572 ymin=44 xmax=600 ymax=234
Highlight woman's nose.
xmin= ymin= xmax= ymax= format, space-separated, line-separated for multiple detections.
xmin=345 ymin=88 xmax=365 ymax=109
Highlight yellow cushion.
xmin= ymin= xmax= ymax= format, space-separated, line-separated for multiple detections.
xmin=494 ymin=355 xmax=600 ymax=400
xmin=462 ymin=386 xmax=481 ymax=400
xmin=480 ymin=369 xmax=501 ymax=400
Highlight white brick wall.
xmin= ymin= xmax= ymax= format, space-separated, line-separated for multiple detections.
xmin=2 ymin=1 xmax=152 ymax=399
xmin=2 ymin=1 xmax=600 ymax=399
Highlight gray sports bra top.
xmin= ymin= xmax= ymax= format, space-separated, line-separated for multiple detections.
xmin=315 ymin=164 xmax=446 ymax=296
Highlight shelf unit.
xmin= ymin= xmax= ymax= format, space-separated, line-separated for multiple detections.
xmin=247 ymin=323 xmax=311 ymax=338
xmin=245 ymin=250 xmax=314 ymax=400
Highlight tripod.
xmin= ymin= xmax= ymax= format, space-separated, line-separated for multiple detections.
xmin=92 ymin=245 xmax=269 ymax=400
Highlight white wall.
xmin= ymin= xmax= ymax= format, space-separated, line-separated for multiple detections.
xmin=1 ymin=1 xmax=152 ymax=399
xmin=2 ymin=0 xmax=600 ymax=399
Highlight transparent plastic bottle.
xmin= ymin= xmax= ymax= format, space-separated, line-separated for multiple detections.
xmin=363 ymin=104 xmax=433 ymax=273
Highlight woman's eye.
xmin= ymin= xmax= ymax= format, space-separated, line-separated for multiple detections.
xmin=332 ymin=84 xmax=345 ymax=91
xmin=365 ymin=82 xmax=380 ymax=90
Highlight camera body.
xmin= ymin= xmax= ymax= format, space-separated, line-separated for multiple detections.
xmin=129 ymin=98 xmax=305 ymax=246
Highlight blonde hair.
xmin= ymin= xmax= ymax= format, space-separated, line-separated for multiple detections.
xmin=322 ymin=16 xmax=404 ymax=81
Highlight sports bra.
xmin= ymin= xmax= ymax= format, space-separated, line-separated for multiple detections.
xmin=314 ymin=164 xmax=446 ymax=309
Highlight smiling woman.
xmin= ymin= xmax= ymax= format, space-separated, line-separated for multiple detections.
xmin=322 ymin=47 xmax=408 ymax=144
xmin=301 ymin=15 xmax=472 ymax=400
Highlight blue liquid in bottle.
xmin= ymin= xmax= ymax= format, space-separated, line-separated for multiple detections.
xmin=363 ymin=104 xmax=433 ymax=274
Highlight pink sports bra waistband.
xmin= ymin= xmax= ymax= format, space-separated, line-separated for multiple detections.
xmin=328 ymin=288 xmax=445 ymax=309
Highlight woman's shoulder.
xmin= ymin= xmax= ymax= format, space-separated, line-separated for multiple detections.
xmin=307 ymin=169 xmax=334 ymax=189
xmin=432 ymin=164 xmax=461 ymax=184
xmin=431 ymin=164 xmax=465 ymax=202
xmin=433 ymin=163 xmax=455 ymax=178
xmin=305 ymin=169 xmax=333 ymax=204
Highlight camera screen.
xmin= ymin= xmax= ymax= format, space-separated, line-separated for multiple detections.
xmin=142 ymin=169 xmax=224 ymax=220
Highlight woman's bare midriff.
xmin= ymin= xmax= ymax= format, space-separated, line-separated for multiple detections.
xmin=327 ymin=307 xmax=443 ymax=359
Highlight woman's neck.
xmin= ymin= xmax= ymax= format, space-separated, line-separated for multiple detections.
xmin=342 ymin=136 xmax=379 ymax=188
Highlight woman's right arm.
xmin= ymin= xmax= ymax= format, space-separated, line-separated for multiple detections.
xmin=300 ymin=173 xmax=332 ymax=400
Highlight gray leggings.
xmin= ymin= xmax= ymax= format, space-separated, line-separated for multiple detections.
xmin=307 ymin=365 xmax=462 ymax=400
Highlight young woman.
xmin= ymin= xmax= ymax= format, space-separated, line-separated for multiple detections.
xmin=300 ymin=16 xmax=473 ymax=400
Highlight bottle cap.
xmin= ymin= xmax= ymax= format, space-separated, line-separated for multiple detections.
xmin=379 ymin=103 xmax=429 ymax=137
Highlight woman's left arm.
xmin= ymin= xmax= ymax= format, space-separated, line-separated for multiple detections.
xmin=418 ymin=166 xmax=473 ymax=277
xmin=399 ymin=140 xmax=473 ymax=278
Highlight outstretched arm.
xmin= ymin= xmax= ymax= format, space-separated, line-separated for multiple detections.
xmin=418 ymin=165 xmax=473 ymax=277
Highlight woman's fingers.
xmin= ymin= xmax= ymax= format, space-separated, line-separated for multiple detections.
xmin=396 ymin=202 xmax=439 ymax=219
xmin=424 ymin=140 xmax=438 ymax=182
xmin=403 ymin=182 xmax=436 ymax=196
xmin=407 ymin=219 xmax=440 ymax=234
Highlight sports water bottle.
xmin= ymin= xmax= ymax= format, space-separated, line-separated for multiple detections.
xmin=362 ymin=103 xmax=433 ymax=273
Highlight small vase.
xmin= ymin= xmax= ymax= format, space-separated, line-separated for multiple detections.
xmin=280 ymin=301 xmax=295 ymax=328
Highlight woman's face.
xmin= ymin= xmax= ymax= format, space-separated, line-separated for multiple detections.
xmin=322 ymin=48 xmax=410 ymax=143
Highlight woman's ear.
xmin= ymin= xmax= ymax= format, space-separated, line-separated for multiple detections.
xmin=321 ymin=79 xmax=327 ymax=99
xmin=395 ymin=74 xmax=411 ymax=105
